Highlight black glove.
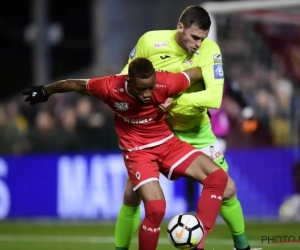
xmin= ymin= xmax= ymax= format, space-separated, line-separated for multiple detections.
xmin=22 ymin=85 xmax=49 ymax=105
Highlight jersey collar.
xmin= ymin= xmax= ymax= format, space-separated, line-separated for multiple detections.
xmin=125 ymin=81 xmax=136 ymax=99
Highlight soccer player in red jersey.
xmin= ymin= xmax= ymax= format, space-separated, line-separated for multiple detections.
xmin=22 ymin=58 xmax=228 ymax=250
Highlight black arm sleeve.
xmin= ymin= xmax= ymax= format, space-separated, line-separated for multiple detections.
xmin=225 ymin=76 xmax=249 ymax=109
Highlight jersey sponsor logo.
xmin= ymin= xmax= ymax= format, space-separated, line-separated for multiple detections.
xmin=114 ymin=102 xmax=129 ymax=111
xmin=129 ymin=47 xmax=136 ymax=59
xmin=209 ymin=145 xmax=223 ymax=160
xmin=154 ymin=42 xmax=168 ymax=48
xmin=160 ymin=55 xmax=171 ymax=59
xmin=213 ymin=54 xmax=222 ymax=63
xmin=214 ymin=64 xmax=224 ymax=79
xmin=117 ymin=113 xmax=156 ymax=124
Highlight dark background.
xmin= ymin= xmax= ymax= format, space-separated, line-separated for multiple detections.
xmin=0 ymin=1 xmax=91 ymax=100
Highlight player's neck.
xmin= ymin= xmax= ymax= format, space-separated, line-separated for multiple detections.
xmin=174 ymin=33 xmax=184 ymax=50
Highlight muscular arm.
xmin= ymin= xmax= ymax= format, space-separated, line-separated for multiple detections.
xmin=22 ymin=78 xmax=94 ymax=105
xmin=175 ymin=84 xmax=223 ymax=109
xmin=175 ymin=42 xmax=224 ymax=109
xmin=182 ymin=67 xmax=203 ymax=85
xmin=44 ymin=79 xmax=91 ymax=96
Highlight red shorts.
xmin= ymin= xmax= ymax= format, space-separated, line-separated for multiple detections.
xmin=121 ymin=135 xmax=202 ymax=191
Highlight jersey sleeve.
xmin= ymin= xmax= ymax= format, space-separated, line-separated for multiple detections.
xmin=165 ymin=72 xmax=190 ymax=96
xmin=176 ymin=41 xmax=224 ymax=109
xmin=120 ymin=32 xmax=150 ymax=74
xmin=86 ymin=76 xmax=110 ymax=102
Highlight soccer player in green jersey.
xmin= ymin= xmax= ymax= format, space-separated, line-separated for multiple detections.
xmin=115 ymin=5 xmax=261 ymax=250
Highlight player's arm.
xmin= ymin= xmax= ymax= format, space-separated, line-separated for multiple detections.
xmin=158 ymin=67 xmax=203 ymax=112
xmin=167 ymin=67 xmax=203 ymax=96
xmin=22 ymin=79 xmax=90 ymax=105
xmin=22 ymin=77 xmax=109 ymax=105
xmin=44 ymin=79 xmax=90 ymax=95
xmin=176 ymin=42 xmax=224 ymax=109
xmin=120 ymin=33 xmax=149 ymax=74
xmin=182 ymin=67 xmax=203 ymax=85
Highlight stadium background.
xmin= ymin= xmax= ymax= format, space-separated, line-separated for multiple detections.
xmin=0 ymin=0 xmax=299 ymax=249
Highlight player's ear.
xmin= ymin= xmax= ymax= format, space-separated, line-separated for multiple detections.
xmin=177 ymin=22 xmax=184 ymax=33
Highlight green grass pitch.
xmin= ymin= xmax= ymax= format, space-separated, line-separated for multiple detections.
xmin=0 ymin=220 xmax=299 ymax=250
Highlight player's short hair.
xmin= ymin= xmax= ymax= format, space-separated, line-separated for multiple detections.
xmin=128 ymin=57 xmax=155 ymax=79
xmin=179 ymin=5 xmax=211 ymax=30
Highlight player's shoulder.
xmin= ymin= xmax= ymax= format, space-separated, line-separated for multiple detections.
xmin=197 ymin=38 xmax=222 ymax=60
xmin=139 ymin=30 xmax=175 ymax=44
xmin=105 ymin=74 xmax=127 ymax=87
xmin=200 ymin=38 xmax=221 ymax=51
xmin=155 ymin=71 xmax=183 ymax=81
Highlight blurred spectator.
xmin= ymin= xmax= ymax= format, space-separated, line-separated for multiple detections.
xmin=74 ymin=96 xmax=106 ymax=151
xmin=285 ymin=42 xmax=300 ymax=84
xmin=0 ymin=102 xmax=29 ymax=155
xmin=27 ymin=110 xmax=65 ymax=152
xmin=57 ymin=107 xmax=82 ymax=151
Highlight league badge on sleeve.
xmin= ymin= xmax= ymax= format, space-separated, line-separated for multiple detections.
xmin=213 ymin=54 xmax=222 ymax=63
xmin=214 ymin=64 xmax=224 ymax=79
xmin=129 ymin=47 xmax=136 ymax=59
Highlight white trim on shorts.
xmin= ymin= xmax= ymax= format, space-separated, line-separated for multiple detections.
xmin=167 ymin=149 xmax=203 ymax=180
xmin=133 ymin=177 xmax=159 ymax=191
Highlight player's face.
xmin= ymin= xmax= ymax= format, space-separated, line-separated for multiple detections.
xmin=176 ymin=23 xmax=209 ymax=54
xmin=128 ymin=73 xmax=156 ymax=104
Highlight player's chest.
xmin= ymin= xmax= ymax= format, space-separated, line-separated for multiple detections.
xmin=149 ymin=49 xmax=201 ymax=72
xmin=108 ymin=97 xmax=161 ymax=118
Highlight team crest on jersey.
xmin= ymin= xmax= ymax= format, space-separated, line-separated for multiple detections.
xmin=114 ymin=102 xmax=129 ymax=111
xmin=213 ymin=54 xmax=222 ymax=63
xmin=154 ymin=42 xmax=168 ymax=48
xmin=185 ymin=59 xmax=193 ymax=66
xmin=129 ymin=47 xmax=136 ymax=59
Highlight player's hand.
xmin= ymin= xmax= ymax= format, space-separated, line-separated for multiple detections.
xmin=158 ymin=97 xmax=173 ymax=113
xmin=22 ymin=85 xmax=49 ymax=105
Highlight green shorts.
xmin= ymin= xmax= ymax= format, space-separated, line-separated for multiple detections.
xmin=173 ymin=123 xmax=229 ymax=172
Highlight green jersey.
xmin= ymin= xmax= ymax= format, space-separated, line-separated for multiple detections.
xmin=121 ymin=30 xmax=224 ymax=130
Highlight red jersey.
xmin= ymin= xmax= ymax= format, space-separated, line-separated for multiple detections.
xmin=87 ymin=71 xmax=190 ymax=150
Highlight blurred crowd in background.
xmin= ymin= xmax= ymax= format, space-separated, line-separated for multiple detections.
xmin=0 ymin=1 xmax=299 ymax=155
